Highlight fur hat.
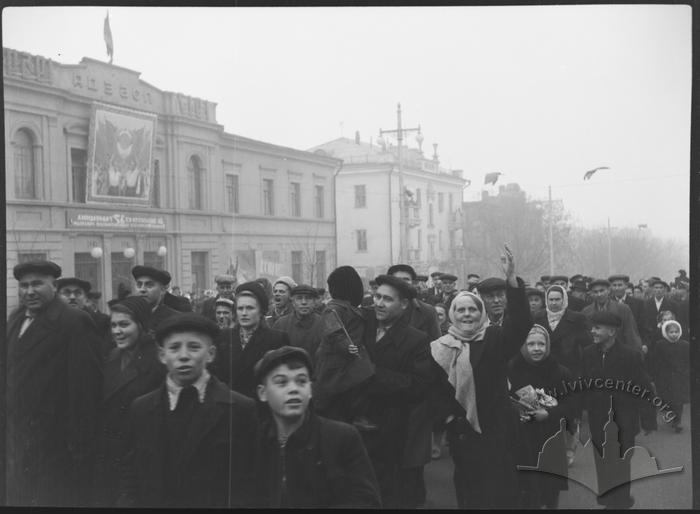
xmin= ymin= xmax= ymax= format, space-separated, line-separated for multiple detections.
xmin=327 ymin=266 xmax=364 ymax=306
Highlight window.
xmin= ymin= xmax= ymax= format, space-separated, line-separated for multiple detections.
xmin=188 ymin=156 xmax=204 ymax=210
xmin=111 ymin=252 xmax=133 ymax=300
xmin=71 ymin=148 xmax=87 ymax=203
xmin=314 ymin=185 xmax=324 ymax=218
xmin=18 ymin=252 xmax=47 ymax=264
xmin=263 ymin=178 xmax=274 ymax=215
xmin=429 ymin=204 xmax=434 ymax=226
xmin=226 ymin=174 xmax=239 ymax=213
xmin=291 ymin=251 xmax=303 ymax=283
xmin=315 ymin=251 xmax=326 ymax=286
xmin=191 ymin=252 xmax=208 ymax=294
xmin=357 ymin=230 xmax=367 ymax=252
xmin=14 ymin=128 xmax=36 ymax=199
xmin=290 ymin=182 xmax=301 ymax=217
xmin=144 ymin=251 xmax=165 ymax=270
xmin=354 ymin=185 xmax=366 ymax=208
xmin=438 ymin=192 xmax=444 ymax=213
xmin=75 ymin=252 xmax=101 ymax=293
xmin=153 ymin=160 xmax=161 ymax=208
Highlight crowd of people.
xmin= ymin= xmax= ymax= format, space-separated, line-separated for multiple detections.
xmin=5 ymin=250 xmax=690 ymax=509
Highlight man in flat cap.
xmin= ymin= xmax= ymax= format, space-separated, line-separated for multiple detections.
xmin=272 ymin=284 xmax=324 ymax=357
xmin=439 ymin=274 xmax=459 ymax=310
xmin=358 ymin=274 xmax=434 ymax=508
xmin=267 ymin=276 xmax=298 ymax=325
xmin=581 ymin=311 xmax=652 ymax=509
xmin=608 ymin=274 xmax=644 ymax=335
xmin=422 ymin=272 xmax=443 ymax=306
xmin=6 ymin=260 xmax=102 ymax=506
xmin=57 ymin=277 xmax=111 ymax=341
xmin=132 ymin=265 xmax=181 ymax=332
xmin=582 ymin=279 xmax=642 ymax=352
xmin=476 ymin=277 xmax=509 ymax=326
xmin=200 ymin=274 xmax=237 ymax=321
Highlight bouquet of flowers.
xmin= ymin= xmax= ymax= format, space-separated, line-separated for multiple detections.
xmin=510 ymin=385 xmax=558 ymax=422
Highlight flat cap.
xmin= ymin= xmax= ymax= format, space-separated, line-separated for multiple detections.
xmin=155 ymin=313 xmax=220 ymax=344
xmin=13 ymin=260 xmax=62 ymax=280
xmin=375 ymin=274 xmax=417 ymax=300
xmin=526 ymin=287 xmax=544 ymax=298
xmin=430 ymin=271 xmax=443 ymax=279
xmin=589 ymin=278 xmax=610 ymax=289
xmin=255 ymin=346 xmax=314 ymax=384
xmin=440 ymin=274 xmax=458 ymax=283
xmin=415 ymin=275 xmax=428 ymax=282
xmin=214 ymin=274 xmax=236 ymax=284
xmin=55 ymin=277 xmax=92 ymax=293
xmin=476 ymin=277 xmax=506 ymax=294
xmin=467 ymin=273 xmax=480 ymax=280
xmin=608 ymin=274 xmax=630 ymax=284
xmin=132 ymin=265 xmax=171 ymax=286
xmin=540 ymin=275 xmax=551 ymax=282
xmin=570 ymin=274 xmax=584 ymax=283
xmin=215 ymin=297 xmax=235 ymax=308
xmin=550 ymin=275 xmax=569 ymax=283
xmin=571 ymin=279 xmax=587 ymax=291
xmin=87 ymin=291 xmax=102 ymax=300
xmin=290 ymin=284 xmax=319 ymax=297
xmin=589 ymin=310 xmax=622 ymax=328
xmin=235 ymin=281 xmax=269 ymax=315
xmin=649 ymin=278 xmax=669 ymax=289
xmin=387 ymin=264 xmax=417 ymax=281
xmin=274 ymin=276 xmax=297 ymax=291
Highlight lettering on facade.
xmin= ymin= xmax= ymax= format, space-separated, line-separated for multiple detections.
xmin=3 ymin=48 xmax=52 ymax=84
xmin=67 ymin=210 xmax=166 ymax=231
xmin=177 ymin=93 xmax=209 ymax=121
xmin=71 ymin=71 xmax=154 ymax=108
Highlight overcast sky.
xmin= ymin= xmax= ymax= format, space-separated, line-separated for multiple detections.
xmin=3 ymin=5 xmax=691 ymax=242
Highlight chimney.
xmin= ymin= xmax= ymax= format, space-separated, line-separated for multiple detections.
xmin=355 ymin=131 xmax=360 ymax=145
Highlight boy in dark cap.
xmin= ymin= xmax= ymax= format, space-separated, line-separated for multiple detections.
xmin=255 ymin=346 xmax=381 ymax=508
xmin=272 ymin=284 xmax=324 ymax=356
xmin=581 ymin=311 xmax=652 ymax=509
xmin=118 ymin=313 xmax=260 ymax=508
xmin=131 ymin=265 xmax=180 ymax=332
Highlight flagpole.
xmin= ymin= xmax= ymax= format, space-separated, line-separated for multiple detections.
xmin=607 ymin=217 xmax=612 ymax=275
xmin=548 ymin=185 xmax=554 ymax=276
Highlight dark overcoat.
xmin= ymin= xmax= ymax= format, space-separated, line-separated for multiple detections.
xmin=652 ymin=338 xmax=689 ymax=406
xmin=93 ymin=337 xmax=166 ymax=506
xmin=641 ymin=296 xmax=679 ymax=343
xmin=582 ymin=300 xmax=642 ymax=351
xmin=118 ymin=376 xmax=260 ymax=508
xmin=259 ymin=412 xmax=381 ymax=508
xmin=148 ymin=302 xmax=181 ymax=332
xmin=211 ymin=324 xmax=289 ymax=399
xmin=272 ymin=311 xmax=325 ymax=358
xmin=534 ymin=308 xmax=591 ymax=377
xmin=6 ymin=296 xmax=103 ymax=507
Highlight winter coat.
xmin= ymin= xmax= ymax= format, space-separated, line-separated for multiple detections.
xmin=652 ymin=338 xmax=689 ymax=406
xmin=534 ymin=308 xmax=591 ymax=378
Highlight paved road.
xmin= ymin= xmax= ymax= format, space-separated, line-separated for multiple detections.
xmin=423 ymin=404 xmax=691 ymax=509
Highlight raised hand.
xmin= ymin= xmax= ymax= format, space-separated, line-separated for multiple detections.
xmin=500 ymin=244 xmax=516 ymax=279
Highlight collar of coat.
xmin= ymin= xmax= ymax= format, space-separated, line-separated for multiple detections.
xmin=262 ymin=409 xmax=317 ymax=450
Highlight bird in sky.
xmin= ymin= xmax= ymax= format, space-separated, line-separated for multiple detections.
xmin=583 ymin=166 xmax=610 ymax=181
xmin=484 ymin=172 xmax=502 ymax=185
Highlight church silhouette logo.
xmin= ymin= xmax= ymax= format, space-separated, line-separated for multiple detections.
xmin=517 ymin=396 xmax=683 ymax=495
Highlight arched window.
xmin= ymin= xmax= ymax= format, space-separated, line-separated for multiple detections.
xmin=187 ymin=155 xmax=203 ymax=210
xmin=14 ymin=128 xmax=36 ymax=199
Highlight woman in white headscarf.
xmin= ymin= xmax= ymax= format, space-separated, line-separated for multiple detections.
xmin=533 ymin=284 xmax=590 ymax=378
xmin=430 ymin=245 xmax=533 ymax=509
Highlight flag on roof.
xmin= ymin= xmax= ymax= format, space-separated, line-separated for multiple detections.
xmin=104 ymin=11 xmax=114 ymax=64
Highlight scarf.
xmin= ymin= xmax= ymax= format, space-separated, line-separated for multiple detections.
xmin=545 ymin=285 xmax=568 ymax=331
xmin=520 ymin=324 xmax=551 ymax=364
xmin=661 ymin=320 xmax=682 ymax=343
xmin=447 ymin=291 xmax=490 ymax=342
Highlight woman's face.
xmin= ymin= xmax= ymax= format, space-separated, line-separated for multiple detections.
xmin=452 ymin=296 xmax=482 ymax=331
xmin=236 ymin=295 xmax=261 ymax=328
xmin=547 ymin=291 xmax=565 ymax=313
xmin=528 ymin=295 xmax=544 ymax=312
xmin=111 ymin=311 xmax=140 ymax=350
xmin=525 ymin=333 xmax=548 ymax=362
xmin=435 ymin=306 xmax=447 ymax=325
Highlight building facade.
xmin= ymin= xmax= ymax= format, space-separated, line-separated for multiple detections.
xmin=5 ymin=47 xmax=340 ymax=313
xmin=310 ymin=134 xmax=465 ymax=282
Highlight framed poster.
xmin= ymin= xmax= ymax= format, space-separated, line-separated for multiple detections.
xmin=86 ymin=102 xmax=157 ymax=206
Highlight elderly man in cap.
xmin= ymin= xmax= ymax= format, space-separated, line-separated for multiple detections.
xmin=267 ymin=276 xmax=298 ymax=325
xmin=476 ymin=277 xmax=511 ymax=326
xmin=57 ymin=277 xmax=111 ymax=342
xmin=132 ymin=265 xmax=181 ymax=332
xmin=581 ymin=311 xmax=652 ymax=509
xmin=272 ymin=284 xmax=325 ymax=357
xmin=357 ymin=274 xmax=434 ymax=508
xmin=582 ymin=279 xmax=642 ymax=352
xmin=200 ymin=274 xmax=237 ymax=321
xmin=6 ymin=260 xmax=103 ymax=506
xmin=440 ymin=273 xmax=459 ymax=310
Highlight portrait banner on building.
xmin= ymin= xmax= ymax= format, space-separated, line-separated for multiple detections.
xmin=86 ymin=102 xmax=157 ymax=206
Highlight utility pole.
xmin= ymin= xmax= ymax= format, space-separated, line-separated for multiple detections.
xmin=548 ymin=185 xmax=554 ymax=276
xmin=379 ymin=103 xmax=421 ymax=263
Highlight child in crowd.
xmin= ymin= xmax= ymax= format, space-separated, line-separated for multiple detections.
xmin=652 ymin=320 xmax=689 ymax=433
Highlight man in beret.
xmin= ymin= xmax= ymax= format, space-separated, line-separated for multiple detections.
xmin=272 ymin=284 xmax=324 ymax=357
xmin=6 ymin=261 xmax=103 ymax=506
xmin=439 ymin=274 xmax=459 ymax=310
xmin=581 ymin=311 xmax=652 ymax=509
xmin=118 ymin=313 xmax=259 ymax=508
xmin=641 ymin=278 xmax=678 ymax=345
xmin=357 ymin=274 xmax=434 ymax=508
xmin=132 ymin=266 xmax=181 ymax=332
xmin=582 ymin=279 xmax=642 ymax=352
xmin=267 ymin=276 xmax=298 ymax=325
xmin=200 ymin=274 xmax=237 ymax=321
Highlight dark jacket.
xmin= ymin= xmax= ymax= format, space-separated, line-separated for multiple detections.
xmin=118 ymin=376 xmax=260 ymax=508
xmin=566 ymin=293 xmax=586 ymax=312
xmin=652 ymin=338 xmax=689 ymax=406
xmin=93 ymin=337 xmax=166 ymax=506
xmin=163 ymin=292 xmax=193 ymax=313
xmin=582 ymin=300 xmax=642 ymax=351
xmin=534 ymin=309 xmax=591 ymax=378
xmin=259 ymin=412 xmax=381 ymax=508
xmin=148 ymin=302 xmax=181 ymax=332
xmin=272 ymin=311 xmax=325 ymax=358
xmin=6 ymin=296 xmax=103 ymax=507
xmin=641 ymin=297 xmax=679 ymax=343
xmin=211 ymin=324 xmax=289 ymax=399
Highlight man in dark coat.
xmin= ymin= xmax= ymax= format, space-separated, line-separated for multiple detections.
xmin=132 ymin=265 xmax=181 ymax=332
xmin=272 ymin=284 xmax=324 ymax=358
xmin=118 ymin=314 xmax=260 ymax=508
xmin=358 ymin=275 xmax=434 ymax=508
xmin=199 ymin=274 xmax=236 ymax=320
xmin=641 ymin=279 xmax=679 ymax=344
xmin=56 ymin=276 xmax=111 ymax=347
xmin=581 ymin=311 xmax=653 ymax=509
xmin=422 ymin=271 xmax=444 ymax=305
xmin=6 ymin=261 xmax=103 ymax=506
xmin=255 ymin=346 xmax=381 ymax=508
xmin=609 ymin=274 xmax=644 ymax=334
xmin=582 ymin=279 xmax=642 ymax=352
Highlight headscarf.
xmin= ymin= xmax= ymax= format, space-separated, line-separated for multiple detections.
xmin=545 ymin=285 xmax=568 ymax=331
xmin=431 ymin=291 xmax=490 ymax=434
xmin=661 ymin=320 xmax=682 ymax=343
xmin=520 ymin=324 xmax=551 ymax=364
